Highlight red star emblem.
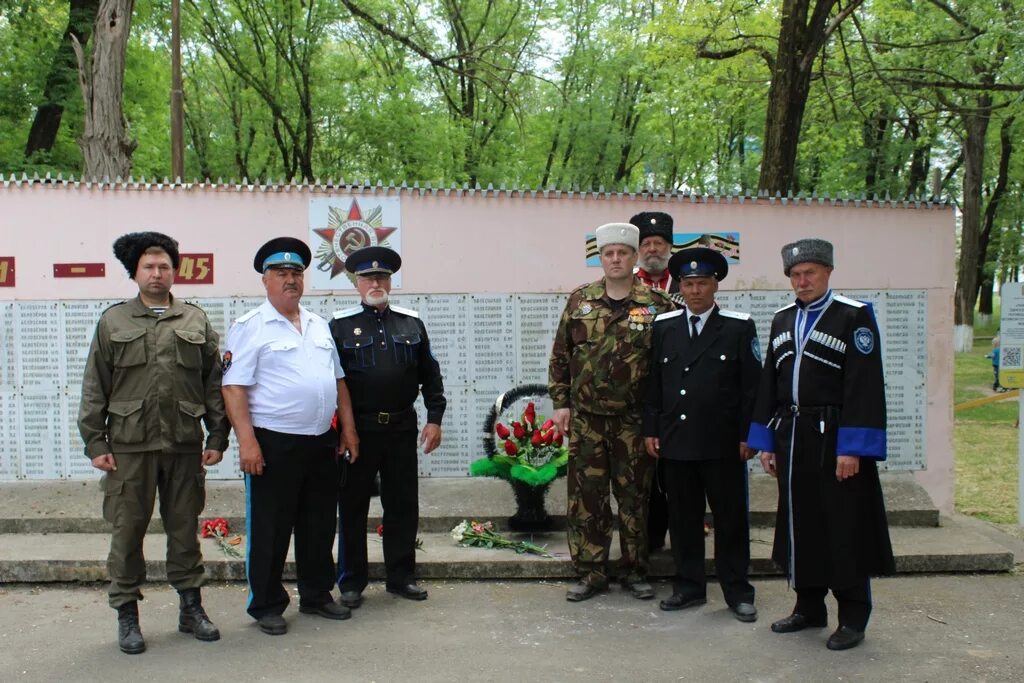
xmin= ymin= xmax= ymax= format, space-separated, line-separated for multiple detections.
xmin=313 ymin=199 xmax=398 ymax=278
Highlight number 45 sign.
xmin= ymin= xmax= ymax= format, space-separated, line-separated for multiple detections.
xmin=177 ymin=253 xmax=214 ymax=284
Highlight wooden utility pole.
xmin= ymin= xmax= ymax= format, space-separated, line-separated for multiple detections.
xmin=170 ymin=0 xmax=184 ymax=180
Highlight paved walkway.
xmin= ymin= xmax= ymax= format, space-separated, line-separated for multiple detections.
xmin=1 ymin=575 xmax=1022 ymax=681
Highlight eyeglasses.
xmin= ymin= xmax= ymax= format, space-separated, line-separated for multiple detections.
xmin=358 ymin=274 xmax=391 ymax=283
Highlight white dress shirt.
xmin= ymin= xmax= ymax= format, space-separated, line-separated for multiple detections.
xmin=685 ymin=306 xmax=714 ymax=336
xmin=222 ymin=300 xmax=344 ymax=435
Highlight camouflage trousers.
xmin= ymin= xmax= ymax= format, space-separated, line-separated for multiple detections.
xmin=566 ymin=410 xmax=653 ymax=588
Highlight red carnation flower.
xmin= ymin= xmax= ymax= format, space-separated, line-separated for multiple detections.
xmin=495 ymin=423 xmax=511 ymax=439
xmin=504 ymin=440 xmax=519 ymax=455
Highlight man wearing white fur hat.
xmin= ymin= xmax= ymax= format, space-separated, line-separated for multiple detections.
xmin=549 ymin=223 xmax=674 ymax=602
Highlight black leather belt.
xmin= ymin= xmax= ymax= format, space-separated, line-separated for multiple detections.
xmin=355 ymin=407 xmax=417 ymax=431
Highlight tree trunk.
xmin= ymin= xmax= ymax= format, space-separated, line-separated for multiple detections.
xmin=973 ymin=115 xmax=1015 ymax=317
xmin=758 ymin=0 xmax=819 ymax=194
xmin=24 ymin=0 xmax=100 ymax=157
xmin=953 ymin=100 xmax=991 ymax=352
xmin=72 ymin=0 xmax=137 ymax=180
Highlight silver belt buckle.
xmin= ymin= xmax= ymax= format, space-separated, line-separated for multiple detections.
xmin=377 ymin=412 xmax=390 ymax=424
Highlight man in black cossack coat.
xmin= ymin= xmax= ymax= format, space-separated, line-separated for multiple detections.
xmin=642 ymin=246 xmax=760 ymax=623
xmin=329 ymin=246 xmax=446 ymax=608
xmin=747 ymin=238 xmax=894 ymax=652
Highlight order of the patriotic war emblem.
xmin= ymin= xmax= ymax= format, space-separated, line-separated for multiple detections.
xmin=312 ymin=199 xmax=397 ymax=281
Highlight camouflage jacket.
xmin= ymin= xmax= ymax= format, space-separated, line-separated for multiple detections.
xmin=548 ymin=277 xmax=674 ymax=416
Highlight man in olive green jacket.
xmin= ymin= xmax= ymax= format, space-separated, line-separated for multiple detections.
xmin=79 ymin=232 xmax=230 ymax=655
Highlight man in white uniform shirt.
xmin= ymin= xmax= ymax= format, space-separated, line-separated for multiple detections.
xmin=222 ymin=237 xmax=359 ymax=636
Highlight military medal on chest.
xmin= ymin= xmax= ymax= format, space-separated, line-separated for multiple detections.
xmin=627 ymin=305 xmax=657 ymax=330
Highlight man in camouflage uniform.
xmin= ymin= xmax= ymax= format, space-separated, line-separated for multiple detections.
xmin=80 ymin=232 xmax=228 ymax=654
xmin=549 ymin=222 xmax=674 ymax=602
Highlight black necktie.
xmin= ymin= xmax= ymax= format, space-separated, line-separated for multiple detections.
xmin=689 ymin=314 xmax=700 ymax=339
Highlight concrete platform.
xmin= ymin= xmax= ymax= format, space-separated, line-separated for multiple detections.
xmin=0 ymin=514 xmax=1016 ymax=583
xmin=0 ymin=473 xmax=939 ymax=534
xmin=1 ymin=473 xmax=1016 ymax=583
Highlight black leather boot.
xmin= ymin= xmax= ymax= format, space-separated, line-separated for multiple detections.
xmin=116 ymin=602 xmax=146 ymax=654
xmin=178 ymin=588 xmax=221 ymax=642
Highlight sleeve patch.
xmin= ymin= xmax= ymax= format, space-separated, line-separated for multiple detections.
xmin=854 ymin=327 xmax=875 ymax=354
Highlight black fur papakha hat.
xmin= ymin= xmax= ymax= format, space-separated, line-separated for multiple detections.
xmin=112 ymin=232 xmax=181 ymax=278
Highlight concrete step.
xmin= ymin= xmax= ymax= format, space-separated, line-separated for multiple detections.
xmin=0 ymin=515 xmax=1014 ymax=583
xmin=0 ymin=473 xmax=938 ymax=534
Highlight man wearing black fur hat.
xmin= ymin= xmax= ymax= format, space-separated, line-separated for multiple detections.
xmin=642 ymin=246 xmax=760 ymax=622
xmin=80 ymin=231 xmax=229 ymax=654
xmin=629 ymin=211 xmax=680 ymax=554
xmin=747 ymin=238 xmax=894 ymax=651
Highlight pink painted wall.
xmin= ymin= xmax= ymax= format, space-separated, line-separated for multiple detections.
xmin=0 ymin=182 xmax=956 ymax=508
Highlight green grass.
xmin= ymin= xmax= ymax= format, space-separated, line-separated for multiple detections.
xmin=955 ymin=301 xmax=1020 ymax=523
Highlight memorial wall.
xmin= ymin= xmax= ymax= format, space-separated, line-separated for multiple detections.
xmin=0 ymin=180 xmax=955 ymax=507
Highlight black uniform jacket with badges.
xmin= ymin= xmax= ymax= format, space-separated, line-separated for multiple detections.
xmin=642 ymin=306 xmax=761 ymax=460
xmin=329 ymin=303 xmax=446 ymax=425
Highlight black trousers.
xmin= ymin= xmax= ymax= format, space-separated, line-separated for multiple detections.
xmin=337 ymin=429 xmax=418 ymax=592
xmin=795 ymin=580 xmax=872 ymax=631
xmin=245 ymin=428 xmax=338 ymax=619
xmin=661 ymin=457 xmax=754 ymax=606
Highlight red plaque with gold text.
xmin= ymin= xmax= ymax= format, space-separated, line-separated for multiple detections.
xmin=54 ymin=263 xmax=105 ymax=278
xmin=0 ymin=257 xmax=14 ymax=287
xmin=176 ymin=253 xmax=214 ymax=284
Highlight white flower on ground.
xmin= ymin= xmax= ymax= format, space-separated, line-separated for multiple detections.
xmin=450 ymin=520 xmax=469 ymax=542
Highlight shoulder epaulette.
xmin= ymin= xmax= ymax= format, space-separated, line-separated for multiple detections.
xmin=834 ymin=294 xmax=866 ymax=308
xmin=102 ymin=299 xmax=131 ymax=313
xmin=655 ymin=309 xmax=685 ymax=322
xmin=718 ymin=309 xmax=751 ymax=321
xmin=333 ymin=306 xmax=363 ymax=319
xmin=235 ymin=308 xmax=260 ymax=323
xmin=390 ymin=305 xmax=420 ymax=319
xmin=775 ymin=302 xmax=796 ymax=313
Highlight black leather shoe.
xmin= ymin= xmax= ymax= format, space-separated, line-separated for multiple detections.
xmin=299 ymin=599 xmax=352 ymax=620
xmin=826 ymin=626 xmax=865 ymax=651
xmin=339 ymin=590 xmax=363 ymax=608
xmin=178 ymin=588 xmax=221 ymax=641
xmin=116 ymin=602 xmax=146 ymax=654
xmin=386 ymin=583 xmax=428 ymax=601
xmin=256 ymin=614 xmax=288 ymax=635
xmin=659 ymin=593 xmax=706 ymax=611
xmin=771 ymin=613 xmax=828 ymax=633
xmin=565 ymin=581 xmax=605 ymax=602
xmin=729 ymin=602 xmax=758 ymax=622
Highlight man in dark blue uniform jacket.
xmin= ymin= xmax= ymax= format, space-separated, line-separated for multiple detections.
xmin=642 ymin=247 xmax=760 ymax=622
xmin=747 ymin=238 xmax=895 ymax=652
xmin=329 ymin=246 xmax=446 ymax=608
